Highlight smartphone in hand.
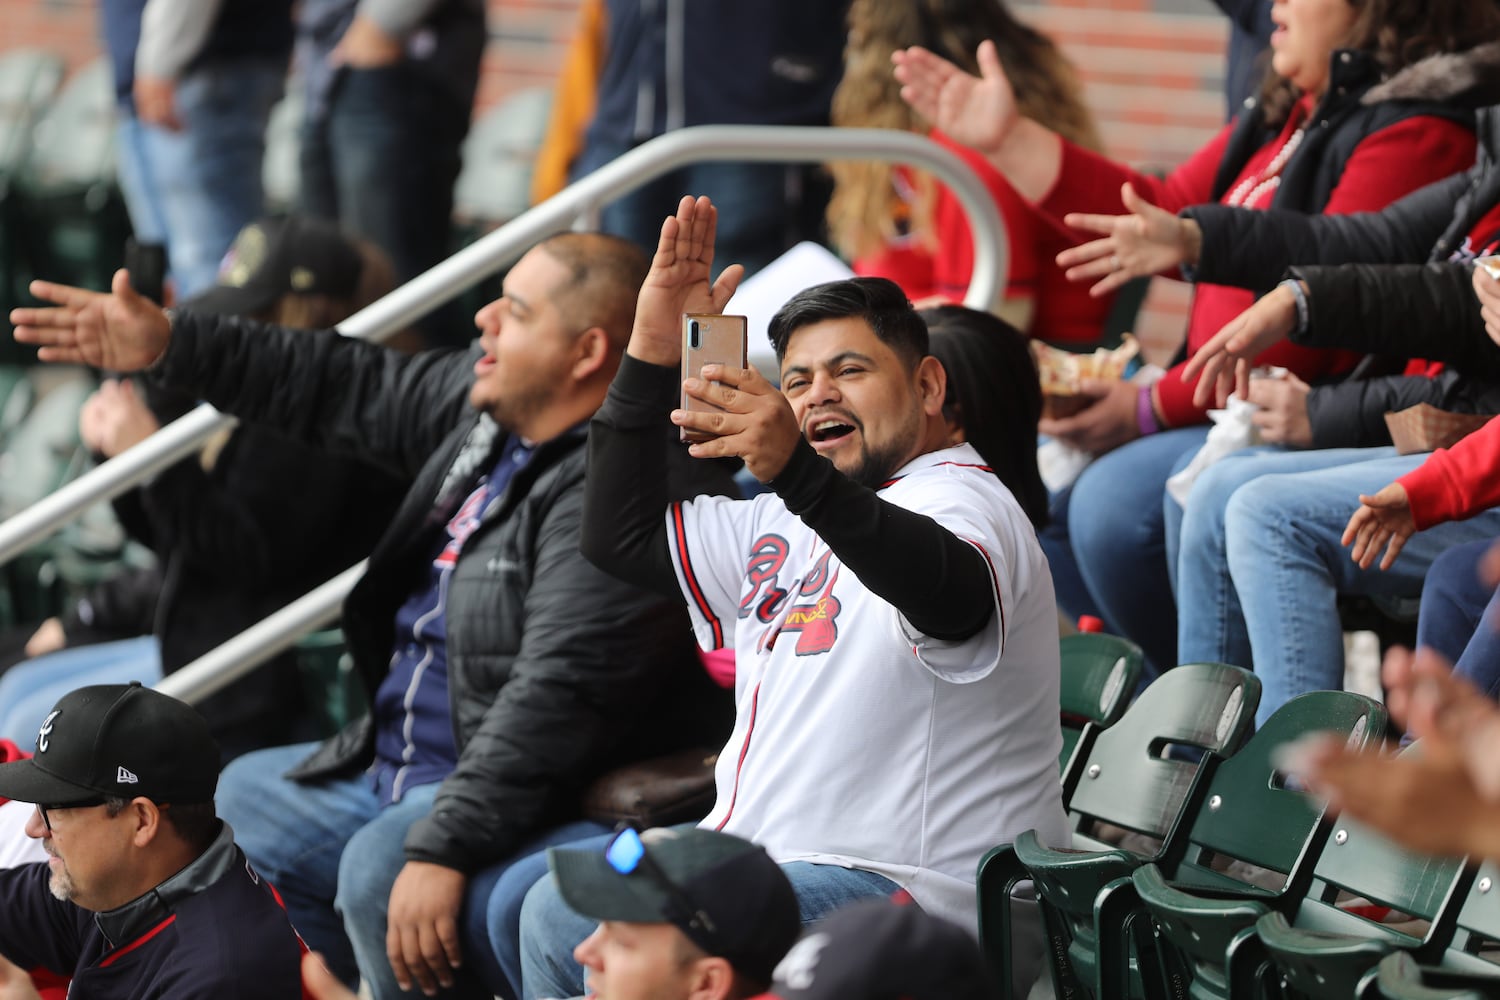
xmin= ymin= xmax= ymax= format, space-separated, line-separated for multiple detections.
xmin=680 ymin=313 xmax=747 ymax=444
xmin=124 ymin=238 xmax=168 ymax=305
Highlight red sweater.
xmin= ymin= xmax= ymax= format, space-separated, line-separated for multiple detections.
xmin=1038 ymin=109 xmax=1476 ymax=426
xmin=856 ymin=130 xmax=1114 ymax=346
xmin=1399 ymin=414 xmax=1500 ymax=529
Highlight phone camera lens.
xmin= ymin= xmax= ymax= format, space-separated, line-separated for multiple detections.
xmin=688 ymin=319 xmax=701 ymax=349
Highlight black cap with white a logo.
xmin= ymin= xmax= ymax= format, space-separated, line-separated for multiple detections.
xmin=0 ymin=683 xmax=219 ymax=806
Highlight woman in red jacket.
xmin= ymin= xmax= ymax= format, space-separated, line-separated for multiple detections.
xmin=830 ymin=0 xmax=1111 ymax=346
xmin=895 ymin=0 xmax=1498 ymax=675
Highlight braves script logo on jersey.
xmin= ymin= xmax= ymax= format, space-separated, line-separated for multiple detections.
xmin=739 ymin=534 xmax=842 ymax=655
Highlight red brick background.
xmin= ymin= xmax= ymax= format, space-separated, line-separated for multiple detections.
xmin=4 ymin=0 xmax=1238 ymax=353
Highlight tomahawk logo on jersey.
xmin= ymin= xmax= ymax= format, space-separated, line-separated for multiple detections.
xmin=738 ymin=538 xmax=842 ymax=655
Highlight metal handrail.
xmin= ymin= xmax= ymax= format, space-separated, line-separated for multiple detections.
xmin=2 ymin=125 xmax=1008 ymax=704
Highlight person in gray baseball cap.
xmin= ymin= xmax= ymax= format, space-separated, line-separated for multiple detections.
xmin=548 ymin=826 xmax=801 ymax=1000
xmin=0 ymin=683 xmax=304 ymax=999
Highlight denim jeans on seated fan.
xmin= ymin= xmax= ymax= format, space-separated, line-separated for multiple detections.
xmin=1169 ymin=445 xmax=1500 ymax=724
xmin=1041 ymin=425 xmax=1209 ymax=679
xmin=216 ymin=742 xmax=606 ymax=1000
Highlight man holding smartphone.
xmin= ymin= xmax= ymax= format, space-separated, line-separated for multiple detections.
xmin=517 ymin=196 xmax=1067 ymax=999
xmin=9 ymin=232 xmax=736 ymax=1000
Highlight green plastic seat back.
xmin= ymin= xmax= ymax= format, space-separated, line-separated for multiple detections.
xmin=1186 ymin=690 xmax=1387 ymax=874
xmin=294 ymin=628 xmax=367 ymax=736
xmin=1129 ymin=693 xmax=1387 ymax=1000
xmin=453 ymin=86 xmax=552 ymax=225
xmin=1376 ymin=950 xmax=1500 ymax=999
xmin=1058 ymin=632 xmax=1143 ymax=776
xmin=0 ymin=48 xmax=64 ymax=176
xmin=1067 ymin=662 xmax=1260 ymax=839
xmin=1438 ymin=861 xmax=1500 ymax=973
xmin=19 ymin=57 xmax=116 ymax=191
xmin=1260 ymin=746 xmax=1472 ymax=999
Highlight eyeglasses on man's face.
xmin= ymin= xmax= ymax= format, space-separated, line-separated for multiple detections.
xmin=35 ymin=799 xmax=107 ymax=833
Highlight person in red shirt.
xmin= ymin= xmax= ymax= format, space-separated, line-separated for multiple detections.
xmin=893 ymin=0 xmax=1497 ymax=674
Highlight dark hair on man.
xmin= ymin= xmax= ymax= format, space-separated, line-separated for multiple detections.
xmin=104 ymin=796 xmax=222 ymax=854
xmin=539 ymin=232 xmax=652 ymax=351
xmin=767 ymin=277 xmax=927 ymax=366
xmin=921 ymin=306 xmax=1048 ymax=530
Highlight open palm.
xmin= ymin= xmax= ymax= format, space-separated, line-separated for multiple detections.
xmin=893 ymin=40 xmax=1017 ymax=155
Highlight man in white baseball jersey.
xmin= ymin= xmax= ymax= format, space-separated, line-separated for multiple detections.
xmin=518 ymin=195 xmax=1066 ymax=999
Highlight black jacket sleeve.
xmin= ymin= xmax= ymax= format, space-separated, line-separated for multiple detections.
xmin=61 ymin=565 xmax=161 ymax=638
xmin=149 ymin=311 xmax=477 ymax=480
xmin=1304 ymin=369 xmax=1500 ymax=449
xmin=1184 ymin=170 xmax=1473 ymax=293
xmin=583 ymin=356 xmax=994 ymax=641
xmin=1291 ymin=261 xmax=1500 ymax=379
xmin=404 ymin=479 xmax=718 ymax=870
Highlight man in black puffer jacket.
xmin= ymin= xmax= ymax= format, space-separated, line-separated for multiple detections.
xmin=9 ymin=231 xmax=737 ymax=1000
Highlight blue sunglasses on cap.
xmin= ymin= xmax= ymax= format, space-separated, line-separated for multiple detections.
xmin=605 ymin=827 xmax=721 ymax=947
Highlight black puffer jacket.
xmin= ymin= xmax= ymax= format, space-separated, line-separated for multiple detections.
xmin=151 ymin=311 xmax=736 ymax=873
xmin=1181 ymin=42 xmax=1500 ymax=448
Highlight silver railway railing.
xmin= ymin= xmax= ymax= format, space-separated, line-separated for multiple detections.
xmin=0 ymin=125 xmax=1009 ymax=704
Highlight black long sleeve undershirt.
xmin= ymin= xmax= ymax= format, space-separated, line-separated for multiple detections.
xmin=582 ymin=355 xmax=995 ymax=642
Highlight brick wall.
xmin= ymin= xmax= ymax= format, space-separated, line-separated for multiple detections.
xmin=4 ymin=0 xmax=1235 ymax=353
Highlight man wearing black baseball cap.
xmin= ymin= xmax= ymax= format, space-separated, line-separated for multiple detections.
xmin=0 ymin=683 xmax=304 ymax=998
xmin=545 ymin=827 xmax=800 ymax=1000
xmin=751 ymin=897 xmax=990 ymax=1000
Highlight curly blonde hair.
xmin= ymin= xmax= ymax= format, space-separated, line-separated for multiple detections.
xmin=828 ymin=0 xmax=1101 ymax=260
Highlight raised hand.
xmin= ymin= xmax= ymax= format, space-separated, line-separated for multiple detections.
xmin=1342 ymin=481 xmax=1416 ymax=570
xmin=627 ymin=195 xmax=744 ymax=367
xmin=1057 ymin=183 xmax=1201 ymax=297
xmin=892 ymin=41 xmax=1017 ymax=156
xmin=11 ymin=269 xmax=173 ymax=371
xmin=1182 ymin=284 xmax=1300 ymax=407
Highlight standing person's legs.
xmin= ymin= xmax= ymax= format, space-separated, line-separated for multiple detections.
xmin=1065 ymin=426 xmax=1209 ymax=677
xmin=148 ymin=57 xmax=285 ymax=297
xmin=114 ymin=112 xmax=170 ymax=246
xmin=518 ymin=854 xmax=897 ymax=1000
xmin=217 ymin=742 xmax=380 ymax=985
xmin=321 ymin=66 xmax=470 ymax=347
xmin=1224 ymin=454 xmax=1500 ymax=724
xmin=1173 ymin=446 xmax=1384 ymax=670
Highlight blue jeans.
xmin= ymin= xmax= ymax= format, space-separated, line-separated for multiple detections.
xmin=0 ymin=636 xmax=161 ymax=743
xmin=116 ymin=58 xmax=285 ymax=298
xmin=516 ymin=828 xmax=898 ymax=1000
xmin=1047 ymin=426 xmax=1210 ymax=678
xmin=217 ymin=743 xmax=603 ymax=1000
xmin=1417 ymin=539 xmax=1500 ymax=698
xmin=1174 ymin=448 xmax=1500 ymax=724
xmin=1172 ymin=446 xmax=1384 ymax=677
xmin=300 ymin=64 xmax=470 ymax=347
